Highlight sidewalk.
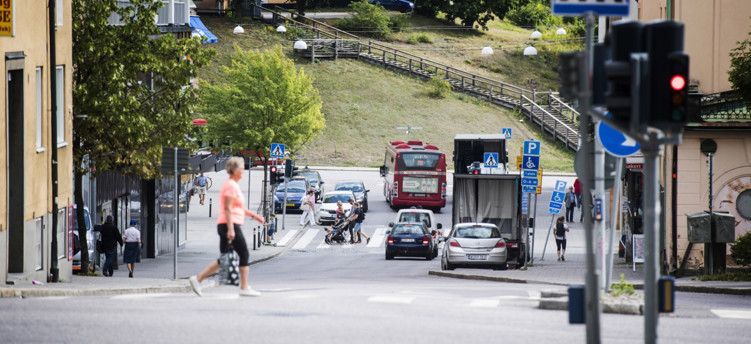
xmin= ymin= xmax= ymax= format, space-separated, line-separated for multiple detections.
xmin=429 ymin=217 xmax=751 ymax=296
xmin=1 ymin=170 xmax=300 ymax=298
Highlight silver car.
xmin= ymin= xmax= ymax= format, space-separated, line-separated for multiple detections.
xmin=440 ymin=223 xmax=507 ymax=270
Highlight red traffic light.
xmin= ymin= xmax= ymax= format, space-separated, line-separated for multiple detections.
xmin=270 ymin=166 xmax=277 ymax=173
xmin=670 ymin=75 xmax=686 ymax=91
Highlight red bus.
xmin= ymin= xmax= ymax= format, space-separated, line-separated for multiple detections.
xmin=379 ymin=140 xmax=447 ymax=211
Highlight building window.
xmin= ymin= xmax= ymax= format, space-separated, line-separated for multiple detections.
xmin=56 ymin=66 xmax=65 ymax=146
xmin=58 ymin=208 xmax=67 ymax=259
xmin=36 ymin=218 xmax=44 ymax=271
xmin=36 ymin=67 xmax=44 ymax=152
xmin=737 ymin=189 xmax=751 ymax=221
xmin=56 ymin=0 xmax=63 ymax=27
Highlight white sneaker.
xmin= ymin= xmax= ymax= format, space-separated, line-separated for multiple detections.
xmin=239 ymin=287 xmax=262 ymax=297
xmin=189 ymin=276 xmax=202 ymax=297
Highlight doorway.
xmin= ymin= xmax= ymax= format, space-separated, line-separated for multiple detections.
xmin=6 ymin=57 xmax=26 ymax=273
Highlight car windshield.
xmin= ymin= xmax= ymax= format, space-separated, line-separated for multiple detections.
xmin=277 ymin=182 xmax=306 ymax=193
xmin=335 ymin=182 xmax=363 ymax=192
xmin=392 ymin=224 xmax=425 ymax=235
xmin=322 ymin=194 xmax=352 ymax=204
xmin=398 ymin=212 xmax=431 ymax=227
xmin=454 ymin=226 xmax=500 ymax=239
xmin=300 ymin=172 xmax=318 ymax=183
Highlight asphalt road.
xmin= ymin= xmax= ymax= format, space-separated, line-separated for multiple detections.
xmin=1 ymin=170 xmax=749 ymax=343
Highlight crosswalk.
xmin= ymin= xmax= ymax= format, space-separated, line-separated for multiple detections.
xmin=277 ymin=226 xmax=390 ymax=251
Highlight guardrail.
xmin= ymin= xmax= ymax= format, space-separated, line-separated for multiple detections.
xmin=549 ymin=94 xmax=580 ymax=124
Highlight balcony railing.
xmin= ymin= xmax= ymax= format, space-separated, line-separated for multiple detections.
xmin=700 ymin=91 xmax=751 ymax=122
xmin=108 ymin=0 xmax=189 ymax=26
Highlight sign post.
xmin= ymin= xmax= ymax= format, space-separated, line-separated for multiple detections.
xmin=522 ymin=139 xmax=541 ymax=267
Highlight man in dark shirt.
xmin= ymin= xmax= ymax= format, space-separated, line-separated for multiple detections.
xmin=99 ymin=215 xmax=122 ymax=277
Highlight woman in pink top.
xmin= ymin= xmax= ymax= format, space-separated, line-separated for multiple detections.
xmin=189 ymin=157 xmax=265 ymax=297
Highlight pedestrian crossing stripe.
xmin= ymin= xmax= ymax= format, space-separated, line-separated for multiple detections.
xmin=710 ymin=309 xmax=751 ymax=319
xmin=368 ymin=228 xmax=387 ymax=248
xmin=292 ymin=228 xmax=320 ymax=250
xmin=270 ymin=143 xmax=285 ymax=158
xmin=484 ymin=153 xmax=498 ymax=167
xmin=275 ymin=229 xmax=299 ymax=247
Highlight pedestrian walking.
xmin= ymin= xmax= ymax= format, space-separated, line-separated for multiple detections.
xmin=349 ymin=202 xmax=369 ymax=244
xmin=300 ymin=189 xmax=317 ymax=227
xmin=564 ymin=186 xmax=576 ymax=222
xmin=347 ymin=198 xmax=356 ymax=242
xmin=195 ymin=172 xmax=209 ymax=205
xmin=122 ymin=220 xmax=140 ymax=278
xmin=554 ymin=216 xmax=570 ymax=261
xmin=265 ymin=214 xmax=277 ymax=245
xmin=574 ymin=178 xmax=583 ymax=222
xmin=99 ymin=215 xmax=122 ymax=277
xmin=189 ymin=157 xmax=265 ymax=297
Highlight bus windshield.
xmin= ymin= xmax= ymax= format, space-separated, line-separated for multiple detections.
xmin=398 ymin=153 xmax=441 ymax=170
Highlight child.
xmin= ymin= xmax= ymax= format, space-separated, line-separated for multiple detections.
xmin=265 ymin=214 xmax=277 ymax=245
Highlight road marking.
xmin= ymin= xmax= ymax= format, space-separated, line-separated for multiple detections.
xmin=367 ymin=295 xmax=415 ymax=304
xmin=292 ymin=228 xmax=320 ymax=250
xmin=711 ymin=309 xmax=751 ymax=319
xmin=111 ymin=293 xmax=173 ymax=300
xmin=275 ymin=229 xmax=299 ymax=247
xmin=367 ymin=227 xmax=387 ymax=248
xmin=466 ymin=298 xmax=501 ymax=308
xmin=527 ymin=290 xmax=542 ymax=300
xmin=316 ymin=240 xmax=331 ymax=249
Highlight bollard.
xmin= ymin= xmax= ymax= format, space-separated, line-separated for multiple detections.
xmin=252 ymin=228 xmax=257 ymax=250
xmin=209 ymin=198 xmax=212 ymax=218
xmin=568 ymin=285 xmax=586 ymax=324
xmin=658 ymin=276 xmax=675 ymax=313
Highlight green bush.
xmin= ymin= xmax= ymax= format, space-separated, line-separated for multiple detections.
xmin=335 ymin=0 xmax=392 ymax=38
xmin=610 ymin=274 xmax=635 ymax=296
xmin=731 ymin=231 xmax=751 ymax=267
xmin=426 ymin=76 xmax=451 ymax=99
xmin=407 ymin=33 xmax=433 ymax=44
xmin=506 ymin=1 xmax=561 ymax=28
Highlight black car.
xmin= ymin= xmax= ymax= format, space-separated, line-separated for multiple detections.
xmin=385 ymin=222 xmax=437 ymax=260
xmin=298 ymin=170 xmax=324 ymax=201
xmin=335 ymin=180 xmax=369 ymax=212
xmin=370 ymin=0 xmax=414 ymax=13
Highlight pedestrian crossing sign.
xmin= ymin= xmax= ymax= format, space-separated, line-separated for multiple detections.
xmin=270 ymin=143 xmax=285 ymax=158
xmin=484 ymin=153 xmax=499 ymax=167
xmin=502 ymin=128 xmax=512 ymax=140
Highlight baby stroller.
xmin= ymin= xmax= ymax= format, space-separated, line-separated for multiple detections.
xmin=325 ymin=219 xmax=351 ymax=245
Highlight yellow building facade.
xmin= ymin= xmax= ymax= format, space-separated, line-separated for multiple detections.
xmin=1 ymin=0 xmax=74 ymax=283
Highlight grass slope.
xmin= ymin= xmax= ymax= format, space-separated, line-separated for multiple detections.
xmin=198 ymin=16 xmax=574 ymax=172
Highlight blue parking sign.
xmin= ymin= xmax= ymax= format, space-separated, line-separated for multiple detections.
xmin=522 ymin=156 xmax=540 ymax=170
xmin=554 ymin=180 xmax=567 ymax=192
xmin=523 ymin=140 xmax=541 ymax=156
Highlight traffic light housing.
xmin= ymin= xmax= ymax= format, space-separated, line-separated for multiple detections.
xmin=604 ymin=21 xmax=645 ymax=128
xmin=284 ymin=159 xmax=293 ymax=179
xmin=645 ymin=21 xmax=688 ymax=131
xmin=270 ymin=166 xmax=279 ymax=184
xmin=592 ymin=43 xmax=610 ymax=106
xmin=558 ymin=51 xmax=584 ymax=101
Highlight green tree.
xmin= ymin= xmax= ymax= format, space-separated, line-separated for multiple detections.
xmin=417 ymin=0 xmax=521 ymax=29
xmin=335 ymin=0 xmax=393 ymax=38
xmin=72 ymin=0 xmax=215 ymax=272
xmin=199 ymin=45 xmax=325 ymax=207
xmin=729 ymin=17 xmax=751 ymax=102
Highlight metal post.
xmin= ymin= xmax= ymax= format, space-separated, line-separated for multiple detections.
xmin=209 ymin=198 xmax=212 ymax=218
xmin=580 ymin=12 xmax=601 ymax=344
xmin=522 ymin=193 xmax=530 ymax=268
xmin=595 ymin=136 xmax=607 ymax=290
xmin=706 ymin=152 xmax=714 ymax=275
xmin=643 ymin=137 xmax=661 ymax=344
xmin=173 ymin=147 xmax=178 ymax=280
xmin=248 ymin=159 xmax=252 ymax=209
xmin=282 ymin=179 xmax=288 ymax=230
xmin=605 ymin=158 xmax=624 ymax=291
xmin=541 ymin=215 xmax=556 ymax=260
xmin=531 ymin=193 xmax=538 ymax=264
xmin=253 ymin=227 xmax=257 ymax=250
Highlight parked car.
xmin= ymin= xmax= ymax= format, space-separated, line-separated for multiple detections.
xmin=467 ymin=161 xmax=482 ymax=175
xmin=334 ymin=180 xmax=370 ymax=212
xmin=440 ymin=223 xmax=508 ymax=270
xmin=273 ymin=179 xmax=310 ymax=213
xmin=297 ymin=169 xmax=325 ymax=201
xmin=317 ymin=190 xmax=356 ymax=224
xmin=369 ymin=0 xmax=414 ymax=13
xmin=385 ymin=222 xmax=437 ymax=260
xmin=391 ymin=208 xmax=443 ymax=237
xmin=72 ymin=205 xmax=95 ymax=272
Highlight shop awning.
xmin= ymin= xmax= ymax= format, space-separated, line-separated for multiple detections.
xmin=189 ymin=16 xmax=218 ymax=44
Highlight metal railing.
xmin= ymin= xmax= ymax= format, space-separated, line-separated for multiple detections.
xmin=549 ymin=94 xmax=580 ymax=124
xmin=521 ymin=95 xmax=579 ymax=150
xmin=700 ymin=91 xmax=751 ymax=122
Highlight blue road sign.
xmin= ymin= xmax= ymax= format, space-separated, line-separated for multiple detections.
xmin=270 ymin=143 xmax=285 ymax=158
xmin=549 ymin=207 xmax=562 ymax=215
xmin=551 ymin=0 xmax=630 ymax=17
xmin=522 ymin=185 xmax=537 ymax=193
xmin=483 ymin=153 xmax=499 ymax=167
xmin=554 ymin=180 xmax=567 ymax=192
xmin=521 ymin=193 xmax=528 ymax=215
xmin=549 ymin=202 xmax=563 ymax=210
xmin=502 ymin=128 xmax=512 ymax=140
xmin=551 ymin=191 xmax=566 ymax=204
xmin=522 ymin=178 xmax=539 ymax=187
xmin=523 ymin=140 xmax=541 ymax=156
xmin=522 ymin=156 xmax=540 ymax=170
xmin=596 ymin=121 xmax=640 ymax=157
xmin=522 ymin=170 xmax=538 ymax=178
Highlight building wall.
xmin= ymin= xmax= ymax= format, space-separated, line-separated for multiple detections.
xmin=1 ymin=0 xmax=74 ymax=283
xmin=639 ymin=0 xmax=751 ymax=94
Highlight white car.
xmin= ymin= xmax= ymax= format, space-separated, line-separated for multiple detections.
xmin=317 ymin=191 xmax=356 ymax=224
xmin=391 ymin=208 xmax=443 ymax=236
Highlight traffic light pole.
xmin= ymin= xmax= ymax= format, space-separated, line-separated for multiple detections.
xmin=579 ymin=12 xmax=601 ymax=344
xmin=642 ymin=135 xmax=661 ymax=344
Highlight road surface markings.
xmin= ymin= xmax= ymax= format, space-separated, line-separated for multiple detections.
xmin=466 ymin=298 xmax=501 ymax=308
xmin=275 ymin=229 xmax=299 ymax=247
xmin=367 ymin=227 xmax=387 ymax=248
xmin=111 ymin=293 xmax=174 ymax=300
xmin=711 ymin=309 xmax=751 ymax=319
xmin=292 ymin=228 xmax=320 ymax=250
xmin=367 ymin=294 xmax=415 ymax=304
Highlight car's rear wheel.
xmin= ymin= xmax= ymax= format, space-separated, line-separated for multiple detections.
xmin=432 ymin=248 xmax=438 ymax=258
xmin=441 ymin=257 xmax=454 ymax=270
xmin=385 ymin=250 xmax=394 ymax=260
xmin=425 ymin=250 xmax=433 ymax=261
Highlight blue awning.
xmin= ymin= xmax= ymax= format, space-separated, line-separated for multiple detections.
xmin=189 ymin=16 xmax=218 ymax=44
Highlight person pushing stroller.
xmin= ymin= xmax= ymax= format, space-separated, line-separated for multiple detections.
xmin=325 ymin=201 xmax=350 ymax=244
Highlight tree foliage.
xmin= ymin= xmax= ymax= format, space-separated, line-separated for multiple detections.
xmin=729 ymin=17 xmax=751 ymax=102
xmin=71 ymin=0 xmax=215 ymax=271
xmin=199 ymin=45 xmax=324 ymax=165
xmin=335 ymin=0 xmax=393 ymax=38
xmin=416 ymin=0 xmax=522 ymax=29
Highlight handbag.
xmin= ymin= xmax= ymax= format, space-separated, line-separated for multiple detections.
xmin=300 ymin=203 xmax=310 ymax=211
xmin=96 ymin=240 xmax=104 ymax=253
xmin=217 ymin=242 xmax=240 ymax=286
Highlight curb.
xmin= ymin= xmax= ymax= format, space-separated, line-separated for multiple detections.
xmin=428 ymin=270 xmax=566 ymax=286
xmin=538 ymin=297 xmax=643 ymax=315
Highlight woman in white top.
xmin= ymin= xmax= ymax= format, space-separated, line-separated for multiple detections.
xmin=122 ymin=220 xmax=141 ymax=278
xmin=300 ymin=189 xmax=317 ymax=227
